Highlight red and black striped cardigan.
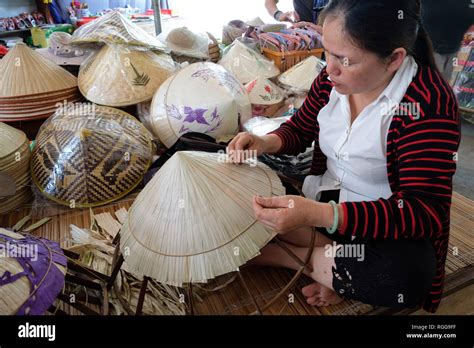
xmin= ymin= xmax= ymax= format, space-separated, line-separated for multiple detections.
xmin=270 ymin=64 xmax=461 ymax=313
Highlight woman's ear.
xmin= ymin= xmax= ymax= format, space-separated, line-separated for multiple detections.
xmin=386 ymin=48 xmax=407 ymax=72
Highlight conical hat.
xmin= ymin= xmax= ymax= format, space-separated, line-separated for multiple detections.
xmin=0 ymin=43 xmax=77 ymax=98
xmin=78 ymin=45 xmax=176 ymax=107
xmin=31 ymin=104 xmax=154 ymax=208
xmin=165 ymin=27 xmax=210 ymax=59
xmin=0 ymin=228 xmax=67 ymax=315
xmin=218 ymin=40 xmax=280 ymax=84
xmin=120 ymin=151 xmax=285 ymax=286
xmin=70 ymin=11 xmax=168 ymax=51
xmin=0 ymin=122 xmax=27 ymax=159
xmin=150 ymin=62 xmax=251 ymax=148
xmin=0 ymin=124 xmax=31 ymax=213
xmin=245 ymin=76 xmax=284 ymax=105
xmin=278 ymin=56 xmax=326 ymax=92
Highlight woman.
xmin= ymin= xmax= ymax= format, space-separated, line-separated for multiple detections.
xmin=228 ymin=0 xmax=460 ymax=312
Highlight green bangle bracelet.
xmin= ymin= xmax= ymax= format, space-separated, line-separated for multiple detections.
xmin=326 ymin=200 xmax=338 ymax=235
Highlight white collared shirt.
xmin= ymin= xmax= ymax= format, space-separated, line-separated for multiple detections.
xmin=302 ymin=56 xmax=418 ymax=203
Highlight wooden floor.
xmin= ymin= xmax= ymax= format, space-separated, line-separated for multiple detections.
xmin=0 ymin=191 xmax=472 ymax=315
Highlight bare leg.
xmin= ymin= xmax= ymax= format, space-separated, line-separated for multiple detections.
xmin=250 ymin=228 xmax=343 ymax=306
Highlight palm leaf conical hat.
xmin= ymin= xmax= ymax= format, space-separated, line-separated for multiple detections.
xmin=120 ymin=151 xmax=285 ymax=286
xmin=78 ymin=45 xmax=176 ymax=107
xmin=149 ymin=62 xmax=252 ymax=148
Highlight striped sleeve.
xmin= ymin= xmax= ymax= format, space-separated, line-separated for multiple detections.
xmin=269 ymin=68 xmax=332 ymax=155
xmin=339 ymin=113 xmax=461 ymax=240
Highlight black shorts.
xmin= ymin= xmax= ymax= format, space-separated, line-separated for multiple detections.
xmin=317 ymin=190 xmax=437 ymax=309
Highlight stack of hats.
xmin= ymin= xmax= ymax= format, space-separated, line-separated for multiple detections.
xmin=0 ymin=122 xmax=31 ymax=214
xmin=0 ymin=43 xmax=82 ymax=122
xmin=150 ymin=62 xmax=252 ymax=148
xmin=31 ymin=104 xmax=154 ymax=208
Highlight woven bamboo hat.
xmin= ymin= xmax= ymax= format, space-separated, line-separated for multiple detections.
xmin=149 ymin=62 xmax=251 ymax=148
xmin=0 ymin=228 xmax=67 ymax=315
xmin=120 ymin=151 xmax=285 ymax=286
xmin=277 ymin=56 xmax=326 ymax=92
xmin=0 ymin=43 xmax=82 ymax=122
xmin=0 ymin=122 xmax=31 ymax=214
xmin=70 ymin=10 xmax=168 ymax=51
xmin=218 ymin=40 xmax=280 ymax=84
xmin=31 ymin=104 xmax=154 ymax=208
xmin=245 ymin=76 xmax=284 ymax=117
xmin=78 ymin=45 xmax=176 ymax=107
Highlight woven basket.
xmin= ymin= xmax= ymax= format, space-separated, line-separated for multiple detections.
xmin=262 ymin=48 xmax=324 ymax=72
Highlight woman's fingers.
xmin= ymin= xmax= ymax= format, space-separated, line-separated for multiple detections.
xmin=255 ymin=195 xmax=291 ymax=209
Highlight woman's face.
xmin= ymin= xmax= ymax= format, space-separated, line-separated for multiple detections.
xmin=322 ymin=16 xmax=394 ymax=96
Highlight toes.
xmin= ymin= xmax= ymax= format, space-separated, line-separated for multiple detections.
xmin=302 ymin=282 xmax=321 ymax=297
xmin=306 ymin=295 xmax=318 ymax=305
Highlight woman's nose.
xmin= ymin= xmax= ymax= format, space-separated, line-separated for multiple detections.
xmin=325 ymin=55 xmax=340 ymax=77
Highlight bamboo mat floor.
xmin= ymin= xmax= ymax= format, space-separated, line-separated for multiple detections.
xmin=0 ymin=191 xmax=472 ymax=315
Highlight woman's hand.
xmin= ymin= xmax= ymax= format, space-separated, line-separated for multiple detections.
xmin=253 ymin=195 xmax=334 ymax=234
xmin=291 ymin=21 xmax=323 ymax=34
xmin=277 ymin=10 xmax=300 ymax=23
xmin=226 ymin=132 xmax=282 ymax=163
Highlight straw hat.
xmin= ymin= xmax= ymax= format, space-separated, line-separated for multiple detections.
xmin=278 ymin=56 xmax=326 ymax=92
xmin=31 ymin=104 xmax=154 ymax=208
xmin=120 ymin=151 xmax=285 ymax=286
xmin=0 ymin=228 xmax=67 ymax=315
xmin=149 ymin=62 xmax=252 ymax=148
xmin=0 ymin=43 xmax=82 ymax=122
xmin=218 ymin=40 xmax=280 ymax=84
xmin=70 ymin=10 xmax=168 ymax=51
xmin=78 ymin=45 xmax=176 ymax=107
xmin=0 ymin=122 xmax=31 ymax=214
xmin=0 ymin=43 xmax=77 ymax=97
xmin=165 ymin=27 xmax=210 ymax=59
xmin=245 ymin=76 xmax=284 ymax=117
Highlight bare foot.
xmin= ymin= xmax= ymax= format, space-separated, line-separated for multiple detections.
xmin=302 ymin=282 xmax=343 ymax=307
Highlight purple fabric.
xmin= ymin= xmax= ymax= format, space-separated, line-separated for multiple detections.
xmin=0 ymin=231 xmax=67 ymax=315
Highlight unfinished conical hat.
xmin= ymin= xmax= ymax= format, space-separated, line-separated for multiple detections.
xmin=120 ymin=151 xmax=285 ymax=286
xmin=31 ymin=104 xmax=154 ymax=208
xmin=218 ymin=40 xmax=280 ymax=84
xmin=0 ymin=228 xmax=67 ymax=315
xmin=165 ymin=27 xmax=210 ymax=59
xmin=278 ymin=55 xmax=326 ymax=92
xmin=70 ymin=11 xmax=167 ymax=51
xmin=0 ymin=43 xmax=77 ymax=98
xmin=78 ymin=45 xmax=177 ymax=107
xmin=150 ymin=62 xmax=251 ymax=148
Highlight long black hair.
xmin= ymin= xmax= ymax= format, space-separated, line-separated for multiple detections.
xmin=322 ymin=0 xmax=438 ymax=69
